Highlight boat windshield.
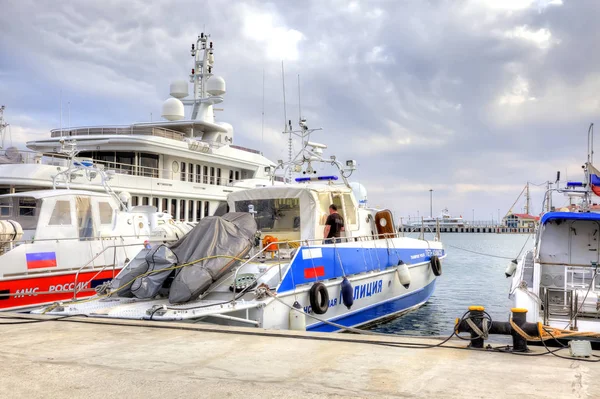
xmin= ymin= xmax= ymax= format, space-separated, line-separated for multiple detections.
xmin=0 ymin=196 xmax=40 ymax=229
xmin=234 ymin=198 xmax=300 ymax=232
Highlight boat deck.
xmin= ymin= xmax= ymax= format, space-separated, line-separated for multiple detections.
xmin=0 ymin=313 xmax=598 ymax=398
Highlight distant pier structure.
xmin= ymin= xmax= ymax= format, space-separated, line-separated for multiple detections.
xmin=399 ymin=224 xmax=535 ymax=234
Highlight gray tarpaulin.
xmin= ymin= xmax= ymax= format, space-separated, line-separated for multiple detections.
xmin=111 ymin=213 xmax=256 ymax=302
xmin=168 ymin=212 xmax=257 ymax=303
xmin=130 ymin=245 xmax=178 ymax=299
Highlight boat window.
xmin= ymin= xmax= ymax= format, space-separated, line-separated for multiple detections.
xmin=98 ymin=201 xmax=113 ymax=225
xmin=0 ymin=197 xmax=12 ymax=217
xmin=48 ymin=200 xmax=72 ymax=225
xmin=188 ymin=200 xmax=194 ymax=221
xmin=214 ymin=201 xmax=229 ymax=216
xmin=196 ymin=165 xmax=202 ymax=183
xmin=142 ymin=197 xmax=149 ymax=206
xmin=234 ymin=198 xmax=300 ymax=232
xmin=331 ymin=193 xmax=346 ymax=221
xmin=181 ymin=162 xmax=186 ymax=182
xmin=179 ymin=199 xmax=185 ymax=221
xmin=76 ymin=196 xmax=94 ymax=239
xmin=116 ymin=152 xmax=134 ymax=174
xmin=203 ymin=166 xmax=209 ymax=184
xmin=196 ymin=201 xmax=202 ymax=220
xmin=210 ymin=167 xmax=215 ymax=184
xmin=317 ymin=193 xmax=331 ymax=225
xmin=132 ymin=196 xmax=139 ymax=206
xmin=170 ymin=198 xmax=177 ymax=219
xmin=189 ymin=163 xmax=193 ymax=182
xmin=217 ymin=168 xmax=222 ymax=185
xmin=229 ymin=170 xmax=234 ymax=184
xmin=19 ymin=198 xmax=37 ymax=217
xmin=342 ymin=193 xmax=357 ymax=225
xmin=234 ymin=171 xmax=240 ymax=181
xmin=161 ymin=198 xmax=167 ymax=213
xmin=139 ymin=153 xmax=159 ymax=178
xmin=204 ymin=201 xmax=210 ymax=217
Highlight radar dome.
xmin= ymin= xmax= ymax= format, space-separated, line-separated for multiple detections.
xmin=350 ymin=182 xmax=368 ymax=206
xmin=170 ymin=80 xmax=189 ymax=99
xmin=161 ymin=97 xmax=185 ymax=121
xmin=119 ymin=191 xmax=132 ymax=204
xmin=206 ymin=76 xmax=226 ymax=96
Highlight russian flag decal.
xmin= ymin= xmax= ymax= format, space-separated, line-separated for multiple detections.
xmin=304 ymin=266 xmax=325 ymax=279
xmin=26 ymin=252 xmax=57 ymax=269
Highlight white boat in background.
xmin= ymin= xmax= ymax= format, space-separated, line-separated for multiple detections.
xmin=0 ymin=149 xmax=194 ymax=311
xmin=409 ymin=208 xmax=467 ymax=228
xmin=0 ymin=33 xmax=276 ymax=223
xmin=38 ymin=121 xmax=446 ymax=332
xmin=508 ymin=124 xmax=600 ymax=339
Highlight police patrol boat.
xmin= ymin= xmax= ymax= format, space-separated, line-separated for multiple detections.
xmin=38 ymin=121 xmax=446 ymax=332
xmin=508 ymin=124 xmax=600 ymax=338
xmin=0 ymin=140 xmax=195 ymax=311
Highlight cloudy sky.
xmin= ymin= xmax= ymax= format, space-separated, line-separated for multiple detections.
xmin=1 ymin=0 xmax=598 ymax=223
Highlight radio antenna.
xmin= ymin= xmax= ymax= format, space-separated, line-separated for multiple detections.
xmin=297 ymin=74 xmax=302 ymax=124
xmin=261 ymin=68 xmax=265 ymax=148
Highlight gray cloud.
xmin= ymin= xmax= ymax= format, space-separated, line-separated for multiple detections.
xmin=1 ymin=0 xmax=598 ymax=219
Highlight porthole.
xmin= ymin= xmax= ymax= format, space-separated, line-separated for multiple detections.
xmin=379 ymin=218 xmax=387 ymax=227
xmin=172 ymin=161 xmax=179 ymax=173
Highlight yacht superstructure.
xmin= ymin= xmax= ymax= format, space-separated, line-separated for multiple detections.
xmin=0 ymin=33 xmax=275 ymax=222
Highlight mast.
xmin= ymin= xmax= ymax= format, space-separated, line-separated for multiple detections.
xmin=0 ymin=106 xmax=7 ymax=149
xmin=525 ymin=182 xmax=530 ymax=215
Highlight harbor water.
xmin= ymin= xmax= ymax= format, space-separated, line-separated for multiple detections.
xmin=373 ymin=233 xmax=534 ymax=337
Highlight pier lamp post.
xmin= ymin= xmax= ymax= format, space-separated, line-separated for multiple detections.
xmin=429 ymin=189 xmax=433 ymax=218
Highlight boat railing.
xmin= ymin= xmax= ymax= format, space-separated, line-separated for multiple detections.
xmin=72 ymin=242 xmax=145 ymax=299
xmin=228 ymin=232 xmax=438 ymax=304
xmin=50 ymin=126 xmax=186 ymax=141
xmin=0 ymin=149 xmax=242 ymax=185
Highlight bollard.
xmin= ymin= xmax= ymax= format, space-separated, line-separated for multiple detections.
xmin=456 ymin=306 xmax=540 ymax=352
xmin=510 ymin=308 xmax=530 ymax=352
xmin=467 ymin=305 xmax=486 ymax=349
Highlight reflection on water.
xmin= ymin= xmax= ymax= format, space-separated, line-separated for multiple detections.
xmin=371 ymin=233 xmax=533 ymax=337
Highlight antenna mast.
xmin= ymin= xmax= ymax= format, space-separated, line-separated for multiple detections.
xmin=0 ymin=106 xmax=7 ymax=149
xmin=281 ymin=62 xmax=292 ymax=180
xmin=525 ymin=182 xmax=530 ymax=215
xmin=261 ymin=69 xmax=265 ymax=148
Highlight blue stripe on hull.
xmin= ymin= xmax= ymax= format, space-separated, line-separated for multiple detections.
xmin=307 ymin=278 xmax=436 ymax=333
xmin=278 ymin=245 xmax=445 ymax=292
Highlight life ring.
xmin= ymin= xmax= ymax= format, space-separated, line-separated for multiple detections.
xmin=262 ymin=235 xmax=278 ymax=252
xmin=309 ymin=282 xmax=329 ymax=314
xmin=430 ymin=255 xmax=442 ymax=276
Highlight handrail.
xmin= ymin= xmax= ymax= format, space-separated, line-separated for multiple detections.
xmin=72 ymin=242 xmax=144 ymax=299
xmin=0 ymin=234 xmax=173 ymax=245
xmin=50 ymin=125 xmax=186 ymax=141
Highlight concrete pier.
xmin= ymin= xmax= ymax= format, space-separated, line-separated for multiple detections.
xmin=0 ymin=313 xmax=598 ymax=398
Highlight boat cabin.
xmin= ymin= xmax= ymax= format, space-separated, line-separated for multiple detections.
xmin=0 ymin=190 xmax=172 ymax=242
xmin=227 ymin=184 xmax=390 ymax=243
xmin=534 ymin=212 xmax=600 ymax=317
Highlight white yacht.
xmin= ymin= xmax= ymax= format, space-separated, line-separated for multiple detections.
xmin=409 ymin=208 xmax=466 ymax=228
xmin=0 ymin=33 xmax=275 ymax=223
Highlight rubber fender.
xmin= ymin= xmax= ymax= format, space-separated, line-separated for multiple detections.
xmin=396 ymin=260 xmax=411 ymax=288
xmin=309 ymin=282 xmax=329 ymax=315
xmin=340 ymin=277 xmax=354 ymax=309
xmin=430 ymin=255 xmax=442 ymax=276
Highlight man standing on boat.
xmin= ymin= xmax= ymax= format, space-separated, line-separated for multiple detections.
xmin=324 ymin=204 xmax=344 ymax=244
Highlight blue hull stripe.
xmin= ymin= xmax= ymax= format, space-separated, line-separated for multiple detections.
xmin=277 ymin=245 xmax=444 ymax=292
xmin=306 ymin=278 xmax=436 ymax=333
